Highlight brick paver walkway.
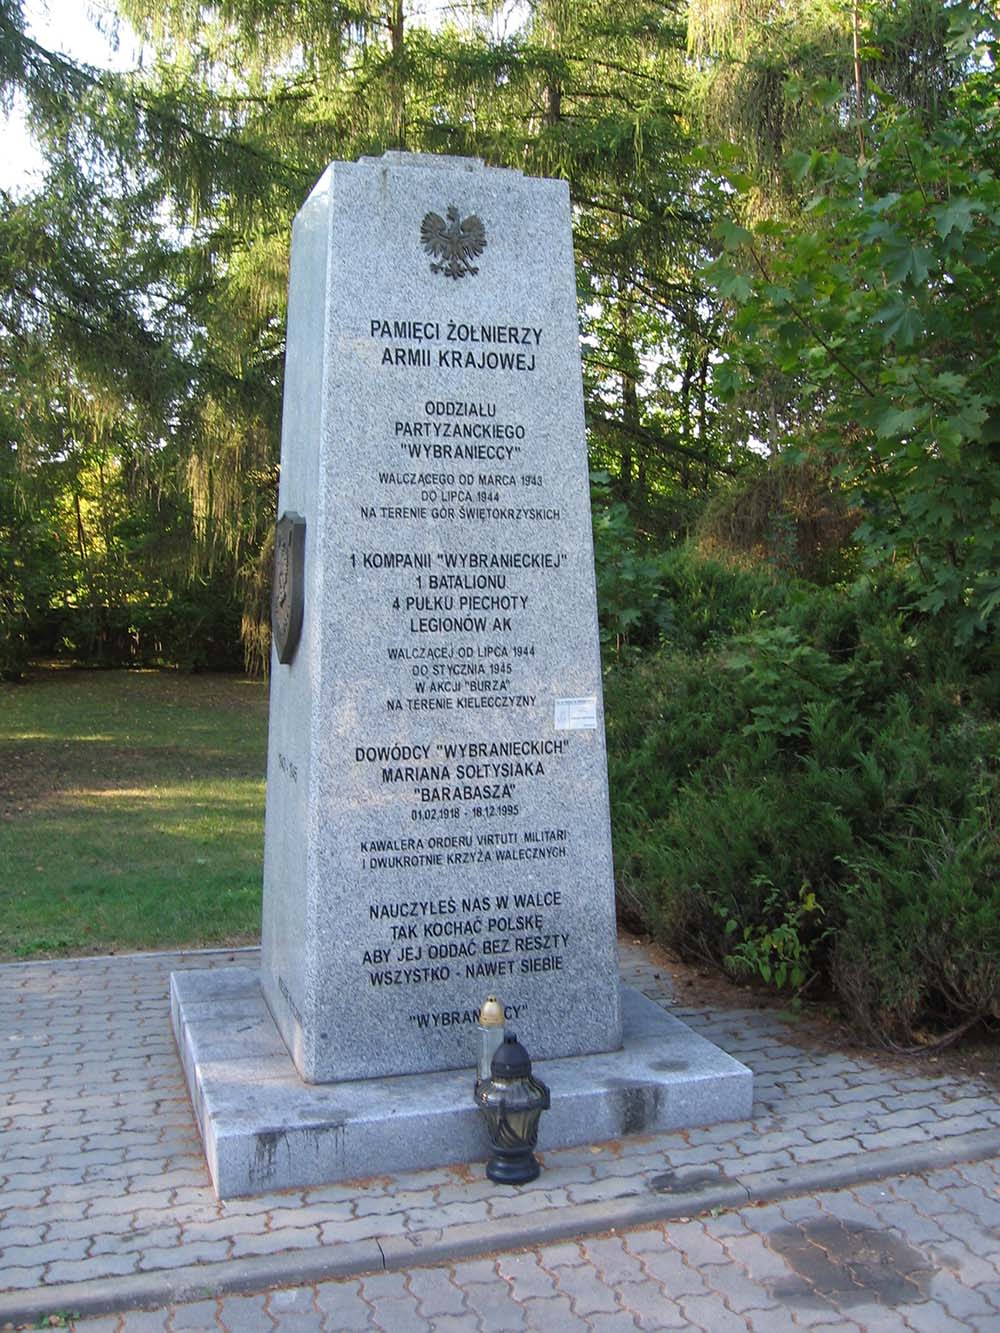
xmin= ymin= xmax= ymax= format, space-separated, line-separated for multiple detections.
xmin=73 ymin=1157 xmax=1000 ymax=1331
xmin=3 ymin=940 xmax=1000 ymax=1330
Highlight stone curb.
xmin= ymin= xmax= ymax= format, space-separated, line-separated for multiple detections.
xmin=4 ymin=1126 xmax=1000 ymax=1327
xmin=0 ymin=945 xmax=258 ymax=971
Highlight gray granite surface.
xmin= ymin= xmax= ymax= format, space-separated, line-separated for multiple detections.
xmin=262 ymin=153 xmax=620 ymax=1083
xmin=172 ymin=968 xmax=752 ymax=1198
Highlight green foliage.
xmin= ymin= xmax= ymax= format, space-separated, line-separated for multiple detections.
xmin=592 ymin=481 xmax=792 ymax=659
xmin=707 ymin=9 xmax=1000 ymax=643
xmin=723 ymin=880 xmax=828 ymax=994
xmin=695 ymin=456 xmax=859 ymax=583
xmin=29 ymin=580 xmax=244 ymax=671
xmin=2 ymin=0 xmax=748 ymax=666
xmin=833 ymin=728 xmax=1000 ymax=1043
xmin=0 ymin=446 xmax=66 ymax=679
xmin=726 ymin=622 xmax=850 ymax=738
xmin=591 ymin=477 xmax=674 ymax=656
xmin=606 ymin=557 xmax=999 ymax=1043
xmin=4 ymin=0 xmax=995 ymax=1048
xmin=688 ymin=0 xmax=958 ymax=187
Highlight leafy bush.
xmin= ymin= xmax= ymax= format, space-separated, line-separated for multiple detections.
xmin=28 ymin=580 xmax=244 ymax=672
xmin=606 ymin=560 xmax=1000 ymax=1044
xmin=833 ymin=723 xmax=1000 ymax=1044
xmin=0 ymin=472 xmax=67 ymax=680
xmin=592 ymin=478 xmax=791 ymax=659
xmin=591 ymin=488 xmax=674 ymax=656
xmin=696 ymin=458 xmax=859 ymax=585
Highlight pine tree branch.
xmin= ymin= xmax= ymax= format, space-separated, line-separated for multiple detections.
xmin=587 ymin=406 xmax=739 ymax=475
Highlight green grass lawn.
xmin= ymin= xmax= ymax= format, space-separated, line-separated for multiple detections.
xmin=0 ymin=667 xmax=268 ymax=959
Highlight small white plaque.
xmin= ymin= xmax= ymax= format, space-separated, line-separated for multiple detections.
xmin=554 ymin=696 xmax=598 ymax=730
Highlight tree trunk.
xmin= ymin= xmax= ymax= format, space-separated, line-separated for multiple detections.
xmin=619 ymin=296 xmax=638 ymax=502
xmin=852 ymin=2 xmax=865 ymax=160
xmin=389 ymin=0 xmax=406 ymax=149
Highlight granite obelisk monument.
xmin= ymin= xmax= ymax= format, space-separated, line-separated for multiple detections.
xmin=171 ymin=154 xmax=751 ymax=1198
xmin=261 ymin=152 xmax=621 ymax=1082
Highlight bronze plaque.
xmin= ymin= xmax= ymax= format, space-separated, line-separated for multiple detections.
xmin=272 ymin=512 xmax=306 ymax=664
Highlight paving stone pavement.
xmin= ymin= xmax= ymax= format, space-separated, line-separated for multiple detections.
xmin=3 ymin=941 xmax=1000 ymax=1331
xmin=65 ymin=1159 xmax=1000 ymax=1331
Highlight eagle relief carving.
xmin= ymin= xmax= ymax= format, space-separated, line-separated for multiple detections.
xmin=420 ymin=205 xmax=487 ymax=280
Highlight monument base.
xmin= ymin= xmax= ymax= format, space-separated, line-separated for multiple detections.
xmin=171 ymin=969 xmax=753 ymax=1199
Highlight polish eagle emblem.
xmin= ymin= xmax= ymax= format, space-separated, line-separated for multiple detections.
xmin=420 ymin=205 xmax=487 ymax=280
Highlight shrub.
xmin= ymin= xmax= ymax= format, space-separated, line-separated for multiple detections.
xmin=22 ymin=572 xmax=245 ymax=673
xmin=696 ymin=457 xmax=859 ymax=585
xmin=605 ymin=558 xmax=1000 ymax=1044
xmin=832 ymin=721 xmax=1000 ymax=1045
xmin=592 ymin=485 xmax=791 ymax=660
